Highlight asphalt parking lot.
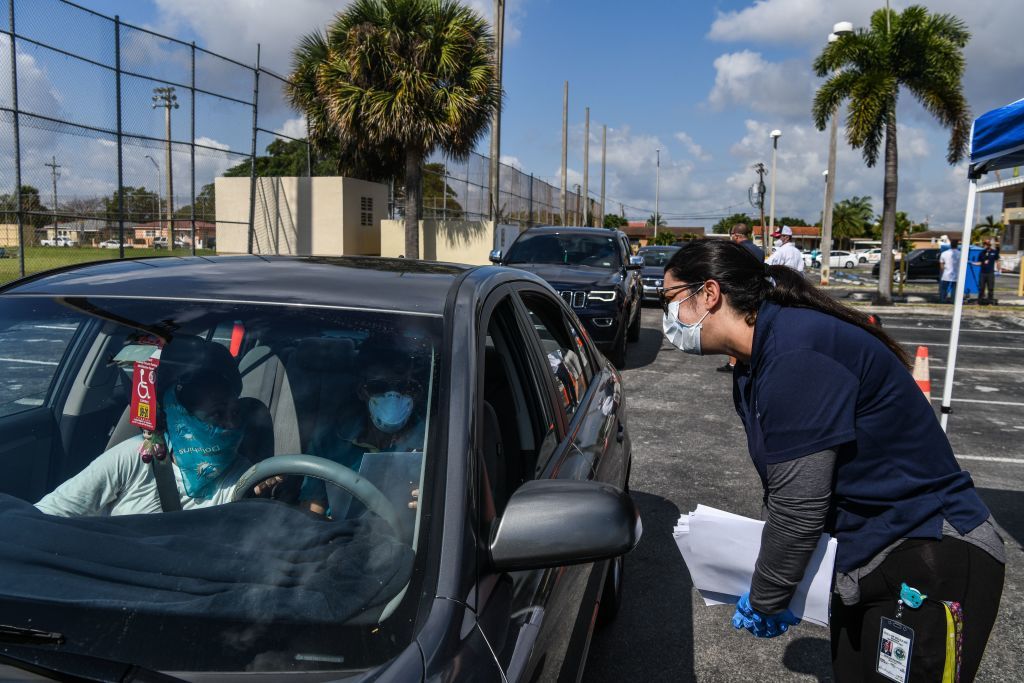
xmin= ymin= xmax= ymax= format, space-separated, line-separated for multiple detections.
xmin=584 ymin=304 xmax=1023 ymax=683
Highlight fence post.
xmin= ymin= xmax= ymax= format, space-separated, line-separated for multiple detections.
xmin=246 ymin=45 xmax=260 ymax=255
xmin=114 ymin=16 xmax=125 ymax=259
xmin=190 ymin=41 xmax=196 ymax=255
xmin=528 ymin=173 xmax=533 ymax=226
xmin=9 ymin=0 xmax=24 ymax=277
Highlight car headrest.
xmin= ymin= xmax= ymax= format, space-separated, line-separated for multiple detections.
xmin=293 ymin=337 xmax=356 ymax=373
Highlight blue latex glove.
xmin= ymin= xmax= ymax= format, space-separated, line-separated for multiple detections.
xmin=731 ymin=592 xmax=800 ymax=638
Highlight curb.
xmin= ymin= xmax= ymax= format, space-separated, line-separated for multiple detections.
xmin=846 ymin=302 xmax=1024 ymax=318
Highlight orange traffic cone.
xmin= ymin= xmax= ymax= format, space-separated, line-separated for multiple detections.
xmin=913 ymin=346 xmax=931 ymax=400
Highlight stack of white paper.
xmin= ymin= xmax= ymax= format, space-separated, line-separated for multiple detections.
xmin=673 ymin=504 xmax=837 ymax=627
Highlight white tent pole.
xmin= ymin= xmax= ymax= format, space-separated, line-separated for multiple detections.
xmin=940 ymin=178 xmax=978 ymax=432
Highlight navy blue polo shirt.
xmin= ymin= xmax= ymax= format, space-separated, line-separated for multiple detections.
xmin=733 ymin=301 xmax=990 ymax=572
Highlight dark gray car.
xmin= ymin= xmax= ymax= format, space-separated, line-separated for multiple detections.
xmin=0 ymin=255 xmax=639 ymax=681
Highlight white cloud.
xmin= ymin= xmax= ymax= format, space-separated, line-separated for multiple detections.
xmin=707 ymin=51 xmax=815 ymax=120
xmin=275 ymin=116 xmax=308 ymax=140
xmin=674 ymin=132 xmax=712 ymax=161
xmin=500 ymin=155 xmax=523 ymax=170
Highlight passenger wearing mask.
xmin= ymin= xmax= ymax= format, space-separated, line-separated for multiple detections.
xmin=301 ymin=347 xmax=425 ymax=517
xmin=36 ymin=339 xmax=252 ymax=516
xmin=767 ymin=225 xmax=805 ymax=273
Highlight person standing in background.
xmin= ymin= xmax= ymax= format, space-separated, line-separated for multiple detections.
xmin=768 ymin=226 xmax=804 ymax=273
xmin=939 ymin=240 xmax=961 ymax=303
xmin=972 ymin=239 xmax=999 ymax=305
xmin=718 ymin=224 xmax=766 ymax=373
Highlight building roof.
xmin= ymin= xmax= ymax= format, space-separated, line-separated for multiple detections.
xmin=754 ymin=225 xmax=821 ymax=237
xmin=1 ymin=255 xmax=469 ymax=316
xmin=908 ymin=230 xmax=949 ymax=239
xmin=623 ymin=224 xmax=704 ymax=239
xmin=132 ymin=220 xmax=216 ymax=229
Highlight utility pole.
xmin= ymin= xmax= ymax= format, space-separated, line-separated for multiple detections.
xmin=488 ymin=0 xmax=505 ymax=223
xmin=582 ymin=107 xmax=590 ymax=226
xmin=654 ymin=148 xmax=660 ymax=242
xmin=600 ymin=124 xmax=607 ymax=229
xmin=44 ymin=156 xmax=61 ymax=239
xmin=768 ymin=129 xmax=781 ymax=251
xmin=152 ymin=86 xmax=178 ymax=246
xmin=753 ymin=162 xmax=767 ymax=250
xmin=145 ymin=154 xmax=162 ymax=235
xmin=574 ymin=184 xmax=581 ymax=226
xmin=561 ymin=81 xmax=568 ymax=226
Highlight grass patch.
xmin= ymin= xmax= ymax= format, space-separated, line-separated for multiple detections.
xmin=0 ymin=247 xmax=217 ymax=285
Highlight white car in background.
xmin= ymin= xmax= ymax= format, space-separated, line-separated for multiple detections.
xmin=814 ymin=250 xmax=859 ymax=269
xmin=856 ymin=248 xmax=883 ymax=264
xmin=98 ymin=240 xmax=132 ymax=249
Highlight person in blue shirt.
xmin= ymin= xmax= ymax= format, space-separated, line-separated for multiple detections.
xmin=660 ymin=239 xmax=1004 ymax=681
xmin=300 ymin=346 xmax=426 ymax=518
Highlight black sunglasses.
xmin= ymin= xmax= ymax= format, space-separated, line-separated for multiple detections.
xmin=656 ymin=283 xmax=702 ymax=315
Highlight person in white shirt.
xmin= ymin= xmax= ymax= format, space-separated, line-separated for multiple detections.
xmin=36 ymin=339 xmax=254 ymax=517
xmin=939 ymin=240 xmax=961 ymax=304
xmin=768 ymin=226 xmax=805 ymax=273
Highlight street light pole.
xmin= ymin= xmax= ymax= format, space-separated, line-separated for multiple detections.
xmin=654 ymin=148 xmax=660 ymax=242
xmin=44 ymin=155 xmax=60 ymax=239
xmin=768 ymin=130 xmax=781 ymax=251
xmin=145 ymin=154 xmax=162 ymax=241
xmin=599 ymin=124 xmax=607 ymax=228
xmin=582 ymin=106 xmax=589 ymax=226
xmin=561 ymin=81 xmax=568 ymax=226
xmin=152 ymin=86 xmax=178 ymax=247
xmin=821 ymin=22 xmax=853 ymax=285
xmin=488 ymin=0 xmax=505 ymax=223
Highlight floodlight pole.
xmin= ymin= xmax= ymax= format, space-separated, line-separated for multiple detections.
xmin=153 ymin=86 xmax=179 ymax=245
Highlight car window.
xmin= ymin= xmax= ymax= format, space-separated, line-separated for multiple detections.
xmin=481 ymin=297 xmax=560 ymax=513
xmin=519 ymin=292 xmax=591 ymax=422
xmin=505 ymin=233 xmax=623 ymax=268
xmin=0 ymin=295 xmax=442 ymax=673
xmin=637 ymin=248 xmax=678 ymax=267
xmin=0 ymin=313 xmax=81 ymax=418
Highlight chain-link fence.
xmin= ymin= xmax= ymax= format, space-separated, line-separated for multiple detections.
xmin=1 ymin=0 xmax=583 ymax=285
xmin=419 ymin=150 xmax=599 ymax=227
xmin=0 ymin=0 xmax=312 ymax=283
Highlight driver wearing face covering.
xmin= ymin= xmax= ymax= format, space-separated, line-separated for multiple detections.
xmin=35 ymin=338 xmax=252 ymax=517
xmin=300 ymin=346 xmax=426 ymax=517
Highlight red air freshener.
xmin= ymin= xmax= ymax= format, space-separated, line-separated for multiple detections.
xmin=130 ymin=359 xmax=160 ymax=431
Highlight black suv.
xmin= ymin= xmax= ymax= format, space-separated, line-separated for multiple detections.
xmin=492 ymin=227 xmax=642 ymax=367
xmin=872 ymin=248 xmax=941 ymax=283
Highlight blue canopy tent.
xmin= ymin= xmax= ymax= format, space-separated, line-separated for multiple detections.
xmin=940 ymin=98 xmax=1024 ymax=432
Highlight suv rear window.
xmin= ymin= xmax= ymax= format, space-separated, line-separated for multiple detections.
xmin=506 ymin=233 xmax=622 ymax=268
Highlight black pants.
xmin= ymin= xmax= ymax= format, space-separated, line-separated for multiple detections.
xmin=831 ymin=537 xmax=1004 ymax=682
xmin=979 ymin=272 xmax=996 ymax=303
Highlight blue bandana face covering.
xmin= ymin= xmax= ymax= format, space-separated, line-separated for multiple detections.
xmin=163 ymin=388 xmax=244 ymax=499
xmin=368 ymin=391 xmax=414 ymax=433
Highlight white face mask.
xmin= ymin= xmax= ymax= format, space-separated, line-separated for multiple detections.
xmin=662 ymin=285 xmax=710 ymax=355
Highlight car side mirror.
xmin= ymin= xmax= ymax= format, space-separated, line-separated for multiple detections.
xmin=489 ymin=249 xmax=503 ymax=264
xmin=626 ymin=255 xmax=644 ymax=270
xmin=488 ymin=480 xmax=641 ymax=572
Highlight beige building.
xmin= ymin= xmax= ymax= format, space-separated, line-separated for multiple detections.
xmin=215 ymin=176 xmax=388 ymax=256
xmin=380 ymin=219 xmax=521 ymax=264
xmin=0 ymin=224 xmax=21 ymax=247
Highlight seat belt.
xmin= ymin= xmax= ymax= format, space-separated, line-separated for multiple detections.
xmin=151 ymin=457 xmax=183 ymax=512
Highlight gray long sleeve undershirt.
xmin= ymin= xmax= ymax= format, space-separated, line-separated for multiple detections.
xmin=749 ymin=449 xmax=837 ymax=615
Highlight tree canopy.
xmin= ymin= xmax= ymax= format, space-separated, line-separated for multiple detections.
xmin=712 ymin=212 xmax=753 ymax=234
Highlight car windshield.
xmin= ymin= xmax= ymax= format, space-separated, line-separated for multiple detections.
xmin=637 ymin=248 xmax=678 ymax=267
xmin=505 ymin=233 xmax=622 ymax=268
xmin=0 ymin=296 xmax=442 ymax=674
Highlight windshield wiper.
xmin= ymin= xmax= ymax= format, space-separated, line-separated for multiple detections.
xmin=0 ymin=624 xmax=64 ymax=645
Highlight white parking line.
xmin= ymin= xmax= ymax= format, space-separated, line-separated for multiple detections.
xmin=932 ymin=397 xmax=1024 ymax=407
xmin=930 ymin=366 xmax=1024 ymax=374
xmin=957 ymin=455 xmax=1024 ymax=464
xmin=0 ymin=357 xmax=58 ymax=366
xmin=886 ymin=325 xmax=1024 ymax=335
xmin=900 ymin=341 xmax=1024 ymax=351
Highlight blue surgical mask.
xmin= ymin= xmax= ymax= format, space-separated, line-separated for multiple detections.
xmin=663 ymin=285 xmax=710 ymax=356
xmin=368 ymin=391 xmax=414 ymax=433
xmin=163 ymin=388 xmax=244 ymax=500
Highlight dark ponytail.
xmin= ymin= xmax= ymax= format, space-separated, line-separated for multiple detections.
xmin=665 ymin=240 xmax=911 ymax=369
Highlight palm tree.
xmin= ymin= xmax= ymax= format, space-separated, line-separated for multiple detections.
xmin=813 ymin=5 xmax=970 ymax=304
xmin=831 ymin=196 xmax=873 ymax=249
xmin=646 ymin=213 xmax=666 ymax=228
xmin=972 ymin=214 xmax=1003 ymax=243
xmin=287 ymin=0 xmax=500 ymax=259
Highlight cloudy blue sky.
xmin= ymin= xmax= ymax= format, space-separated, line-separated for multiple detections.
xmin=10 ymin=0 xmax=1023 ymax=229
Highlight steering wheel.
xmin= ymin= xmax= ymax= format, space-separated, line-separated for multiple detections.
xmin=231 ymin=454 xmax=404 ymax=537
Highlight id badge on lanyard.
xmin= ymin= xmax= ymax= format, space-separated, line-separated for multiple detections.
xmin=876 ymin=584 xmax=922 ymax=683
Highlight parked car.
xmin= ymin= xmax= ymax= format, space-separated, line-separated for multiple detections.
xmin=39 ymin=237 xmax=76 ymax=247
xmin=871 ymin=248 xmax=941 ymax=283
xmin=635 ymin=244 xmax=681 ymax=302
xmin=491 ymin=226 xmax=643 ymax=368
xmin=98 ymin=239 xmax=132 ymax=249
xmin=0 ymin=255 xmax=639 ymax=682
xmin=814 ymin=250 xmax=859 ymax=269
xmin=153 ymin=237 xmax=186 ymax=249
xmin=854 ymin=248 xmax=883 ymax=264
